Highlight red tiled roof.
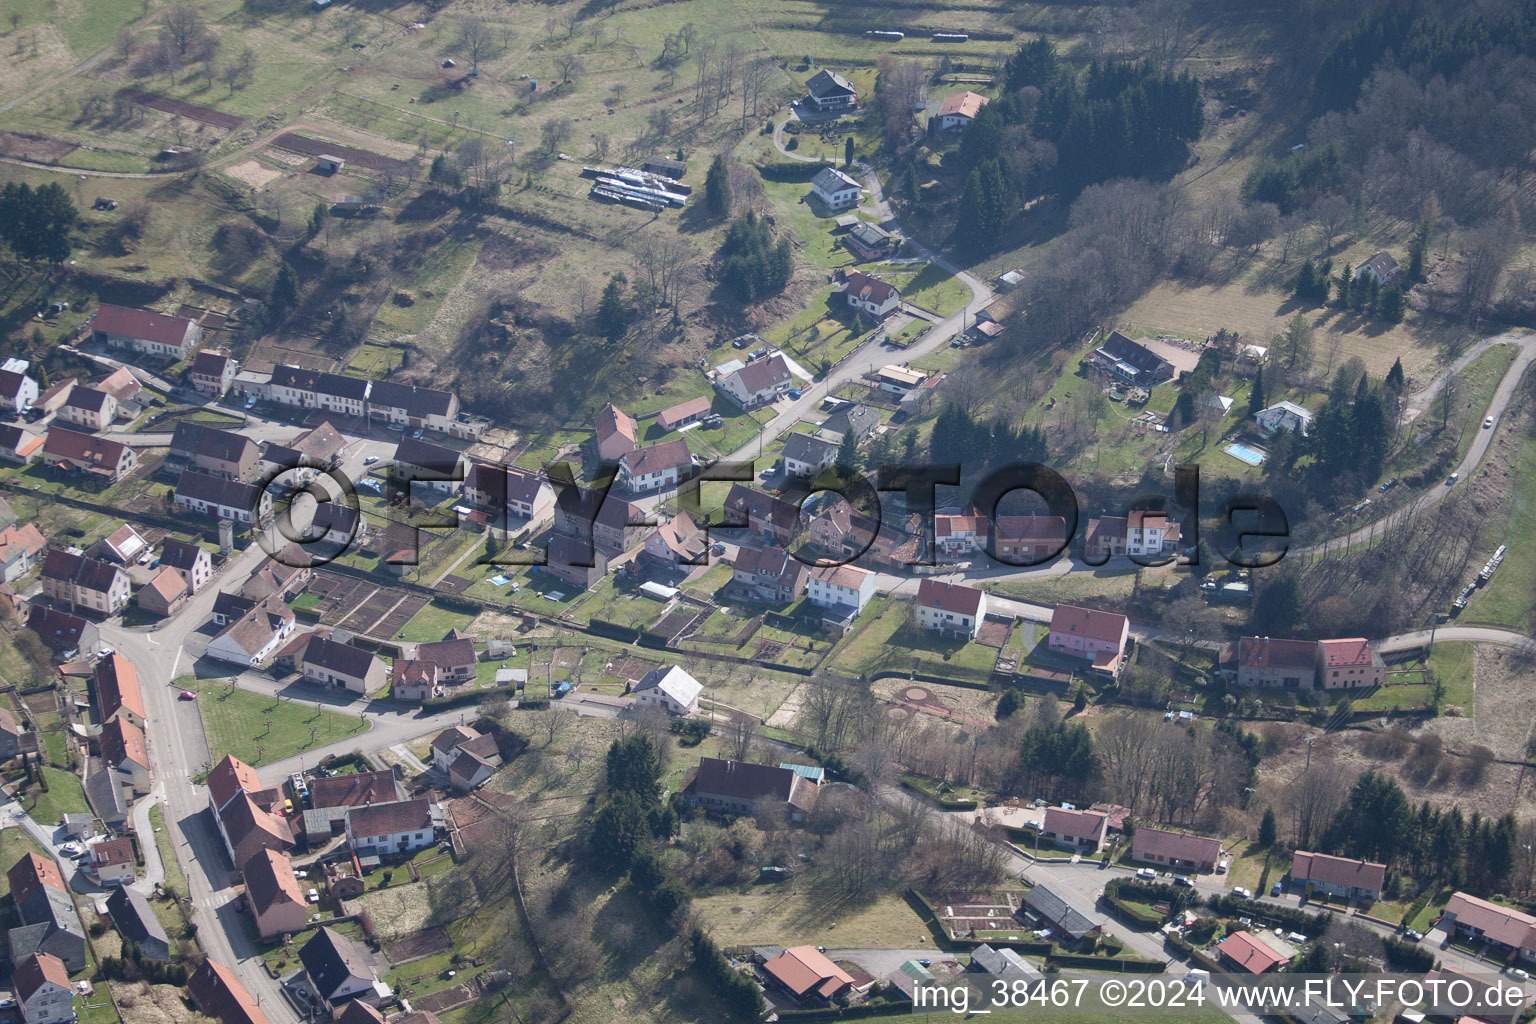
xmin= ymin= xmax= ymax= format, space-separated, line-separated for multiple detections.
xmin=938 ymin=91 xmax=988 ymax=119
xmin=93 ymin=303 xmax=194 ymax=346
xmin=995 ymin=515 xmax=1067 ymax=543
xmin=91 ymin=837 xmax=134 ymax=868
xmin=43 ymin=426 xmax=132 ymax=470
xmin=7 ymin=852 xmax=65 ymax=903
xmin=1133 ymin=826 xmax=1222 ymax=866
xmin=208 ymin=754 xmax=263 ymax=811
xmin=917 ymin=578 xmax=984 ymax=616
xmin=807 ymin=563 xmax=871 ymax=591
xmin=12 ymin=953 xmax=71 ymax=1002
xmin=620 ymin=437 xmax=691 ymax=478
xmin=242 ymin=848 xmax=304 ymax=915
xmin=101 ymin=717 xmax=147 ymax=768
xmin=595 ymin=403 xmax=638 ymax=446
xmin=1238 ymin=636 xmax=1318 ymax=671
xmin=935 ymin=514 xmax=988 ymax=538
xmin=1043 ymin=806 xmax=1107 ymax=840
xmin=1292 ymin=850 xmax=1386 ymax=893
xmin=95 ymin=654 xmax=144 ymax=721
xmin=656 ymin=396 xmax=711 ymax=429
xmin=1442 ymin=894 xmax=1536 ymax=951
xmin=1317 ymin=638 xmax=1373 ymax=667
xmin=347 ymin=797 xmax=433 ymax=839
xmin=1217 ymin=931 xmax=1289 ymax=973
xmin=189 ymin=958 xmax=273 ymax=1024
xmin=762 ymin=945 xmax=855 ymax=1000
xmin=1050 ymin=604 xmax=1128 ymax=644
xmin=730 ymin=354 xmax=792 ymax=395
xmin=843 ymin=270 xmax=899 ymax=306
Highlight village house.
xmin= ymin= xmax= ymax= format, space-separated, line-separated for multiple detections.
xmin=1019 ymin=884 xmax=1100 ymax=946
xmin=934 ymin=513 xmax=989 ymax=560
xmin=300 ymin=927 xmax=385 ymax=1008
xmin=204 ymin=596 xmax=295 ymax=668
xmin=345 ymin=798 xmax=439 ymax=856
xmin=300 ymin=770 xmax=404 ymax=844
xmin=91 ymin=303 xmax=201 ymax=361
xmin=393 ymin=436 xmax=466 ymax=496
xmin=840 ymin=270 xmax=901 ymax=319
xmin=809 ymin=166 xmax=862 ymax=210
xmin=0 ymin=424 xmax=45 ymax=464
xmin=33 ymin=377 xmax=77 ymax=418
xmin=85 ymin=837 xmax=136 ymax=886
xmin=1355 ymin=250 xmax=1400 ymax=285
xmin=994 ymin=515 xmax=1068 ymax=563
xmin=1255 ymin=400 xmax=1314 ymax=438
xmin=617 ymin=437 xmax=692 ymax=494
xmin=716 ymin=354 xmax=794 ymax=410
xmin=553 ymin=485 xmax=649 ymax=555
xmin=56 ymin=385 xmax=116 ymax=431
xmin=432 ymin=726 xmax=503 ymax=791
xmin=267 ymin=366 xmax=371 ymax=419
xmin=782 ymin=432 xmax=839 ymax=478
xmin=844 ymin=221 xmax=896 ymax=260
xmin=543 ymin=532 xmax=609 ymax=591
xmin=723 ymin=484 xmax=800 ymax=545
xmin=242 ymin=848 xmax=307 ymax=940
xmin=91 ymin=524 xmax=149 ymax=565
xmin=100 ymin=718 xmax=150 ymax=795
xmin=0 ymin=707 xmax=23 ymax=763
xmin=11 ymin=953 xmax=74 ymax=1024
xmin=761 ymin=945 xmax=856 ymax=1006
xmin=159 ymin=539 xmax=212 ymax=594
xmin=593 ymin=403 xmax=639 ymax=461
xmin=915 ymin=579 xmax=988 ymax=640
xmin=872 ymin=364 xmax=927 ymax=396
xmin=41 ymin=549 xmax=131 ymax=615
xmin=1235 ymin=636 xmax=1320 ymax=690
xmin=1047 ymin=604 xmax=1130 ymax=676
xmin=95 ymin=366 xmax=142 ymax=407
xmin=303 ymin=637 xmax=387 ymax=694
xmin=1217 ymin=931 xmax=1292 ymax=974
xmin=1131 ymin=827 xmax=1223 ymax=871
xmin=631 ymin=665 xmax=703 ymax=717
xmin=641 ymin=512 xmax=707 ymax=565
xmin=805 ymin=68 xmax=857 ymax=111
xmin=1090 ymin=331 xmax=1175 ymax=387
xmin=0 ymin=521 xmax=46 ymax=582
xmin=207 ymin=754 xmax=294 ymax=868
xmin=412 ymin=631 xmax=477 ymax=684
xmin=655 ymin=396 xmax=711 ymax=433
xmin=970 ymin=944 xmax=1044 ymax=984
xmin=175 ymin=471 xmax=271 ymax=525
xmin=367 ymin=380 xmax=461 ymax=434
xmin=41 ymin=426 xmax=137 ymax=481
xmin=306 ymin=502 xmax=365 ymax=550
xmin=106 ymin=886 xmax=170 ymax=962
xmin=818 ymin=403 xmax=881 ymax=443
xmin=85 ymin=769 xmax=129 ymax=830
xmin=169 ymin=423 xmax=259 ymax=482
xmin=136 ymin=568 xmax=188 ymax=617
xmin=6 ymin=853 xmax=87 ymax=972
xmin=1084 ymin=510 xmax=1181 ymax=560
xmin=937 ymin=90 xmax=989 ymax=130
xmin=188 ymin=959 xmax=273 ymax=1024
xmin=94 ymin=653 xmax=144 ymax=727
xmin=1440 ymin=893 xmax=1536 ymax=962
xmin=1316 ymin=638 xmax=1385 ymax=689
xmin=189 ymin=349 xmax=239 ymax=396
xmin=683 ymin=757 xmax=817 ymax=821
xmin=462 ymin=463 xmax=556 ymax=526
xmin=258 ymin=421 xmax=347 ymax=486
xmin=1290 ymin=851 xmax=1386 ymax=902
xmin=731 ymin=545 xmax=806 ymax=605
xmin=26 ymin=605 xmax=100 ymax=658
xmin=1041 ymin=806 xmax=1109 ymax=853
xmin=805 ymin=563 xmax=876 ymax=619
xmin=391 ymin=659 xmax=440 ymax=701
xmin=0 ymin=365 xmax=39 ymax=415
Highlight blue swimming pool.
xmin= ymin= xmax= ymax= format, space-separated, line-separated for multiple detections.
xmin=1224 ymin=442 xmax=1267 ymax=466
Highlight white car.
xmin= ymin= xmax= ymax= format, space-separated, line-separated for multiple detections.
xmin=1506 ymin=968 xmax=1530 ymax=981
xmin=59 ymin=842 xmax=83 ymax=857
xmin=1485 ymin=417 xmax=1494 ymax=428
xmin=363 ymin=455 xmax=379 ymax=465
xmin=1136 ymin=868 xmax=1157 ymax=881
xmin=1231 ymin=886 xmax=1254 ymax=899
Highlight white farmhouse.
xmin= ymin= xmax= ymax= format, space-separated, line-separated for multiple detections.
xmin=631 ymin=665 xmax=703 ymax=716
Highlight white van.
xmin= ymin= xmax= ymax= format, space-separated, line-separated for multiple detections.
xmin=1217 ymin=859 xmax=1230 ymax=874
xmin=1185 ymin=970 xmax=1210 ymax=990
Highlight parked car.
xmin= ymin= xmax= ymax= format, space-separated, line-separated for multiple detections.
xmin=1446 ymin=472 xmax=1460 ymax=485
xmin=1271 ymin=881 xmax=1284 ymax=897
xmin=1506 ymin=967 xmax=1530 ymax=981
xmin=787 ymin=388 xmax=802 ymax=400
xmin=1231 ymin=886 xmax=1254 ymax=899
xmin=1403 ymin=929 xmax=1424 ymax=942
xmin=1136 ymin=868 xmax=1157 ymax=881
xmin=179 ymin=690 xmax=196 ymax=700
xmin=1378 ymin=478 xmax=1398 ymax=492
xmin=60 ymin=842 xmax=83 ymax=857
xmin=363 ymin=455 xmax=379 ymax=465
xmin=1173 ymin=876 xmax=1193 ymax=888
xmin=1485 ymin=416 xmax=1494 ymax=428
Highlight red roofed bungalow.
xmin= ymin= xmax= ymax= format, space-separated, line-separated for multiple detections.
xmin=1217 ymin=931 xmax=1290 ymax=973
xmin=761 ymin=945 xmax=857 ymax=1004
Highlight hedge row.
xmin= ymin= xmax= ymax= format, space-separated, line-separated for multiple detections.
xmin=1046 ymin=952 xmax=1163 ymax=973
xmin=1205 ymin=895 xmax=1333 ymax=937
xmin=755 ymin=161 xmax=831 ymax=183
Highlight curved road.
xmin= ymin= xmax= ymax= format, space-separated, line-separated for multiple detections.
xmin=1296 ymin=331 xmax=1535 ymax=557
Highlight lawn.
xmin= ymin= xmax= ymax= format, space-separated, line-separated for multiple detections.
xmin=829 ymin=596 xmax=1000 ymax=682
xmin=880 ymin=263 xmax=972 ymax=317
xmin=1354 ymin=642 xmax=1475 ymax=713
xmin=691 ymin=887 xmax=933 ymax=949
xmin=1466 ymin=431 xmax=1536 ymax=631
xmin=185 ymin=678 xmax=369 ymax=767
xmin=397 ymin=599 xmax=479 ymax=644
xmin=18 ymin=765 xmax=91 ymax=825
